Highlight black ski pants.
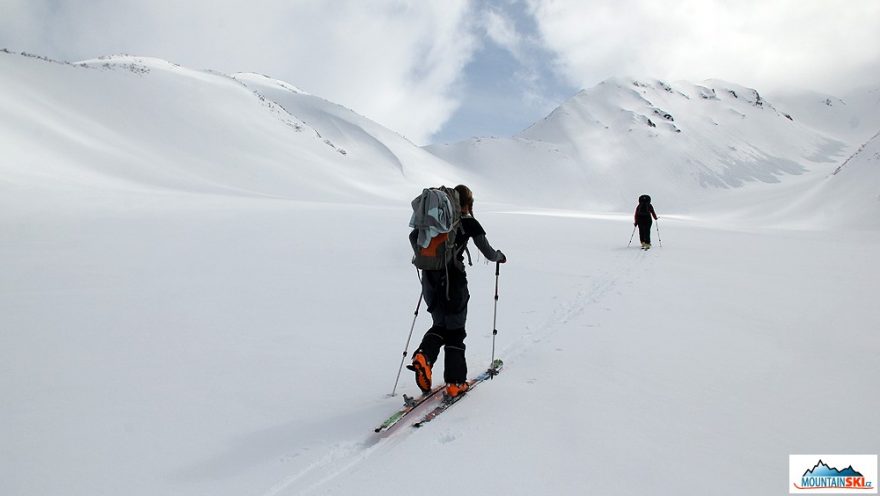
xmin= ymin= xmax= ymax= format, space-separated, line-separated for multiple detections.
xmin=637 ymin=217 xmax=653 ymax=244
xmin=415 ymin=325 xmax=467 ymax=384
xmin=417 ymin=267 xmax=469 ymax=383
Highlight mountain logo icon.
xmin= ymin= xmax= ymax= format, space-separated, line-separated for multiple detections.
xmin=804 ymin=460 xmax=864 ymax=478
xmin=791 ymin=456 xmax=878 ymax=493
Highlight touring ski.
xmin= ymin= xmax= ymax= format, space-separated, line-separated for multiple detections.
xmin=374 ymin=385 xmax=445 ymax=433
xmin=412 ymin=359 xmax=503 ymax=428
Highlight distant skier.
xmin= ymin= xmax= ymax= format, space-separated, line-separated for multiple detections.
xmin=634 ymin=194 xmax=658 ymax=249
xmin=408 ymin=185 xmax=506 ymax=399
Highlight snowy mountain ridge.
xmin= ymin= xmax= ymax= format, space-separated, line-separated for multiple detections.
xmin=2 ymin=49 xmax=878 ymax=224
xmin=428 ymin=76 xmax=880 ymax=218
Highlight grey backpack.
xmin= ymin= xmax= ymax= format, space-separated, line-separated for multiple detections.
xmin=408 ymin=186 xmax=462 ymax=270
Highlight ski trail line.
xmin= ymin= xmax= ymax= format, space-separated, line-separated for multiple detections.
xmin=260 ymin=439 xmax=379 ymax=496
xmin=258 ymin=425 xmax=416 ymax=496
xmin=496 ymin=246 xmax=650 ymax=364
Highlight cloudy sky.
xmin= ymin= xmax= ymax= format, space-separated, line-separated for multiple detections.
xmin=2 ymin=0 xmax=878 ymax=144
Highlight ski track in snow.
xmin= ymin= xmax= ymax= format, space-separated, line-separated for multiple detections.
xmin=260 ymin=244 xmax=653 ymax=496
xmin=260 ymin=428 xmax=414 ymax=496
xmin=497 ymin=245 xmax=651 ymax=364
xmin=260 ymin=440 xmax=376 ymax=496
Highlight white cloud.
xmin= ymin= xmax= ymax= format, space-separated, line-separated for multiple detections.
xmin=526 ymin=0 xmax=880 ymax=93
xmin=0 ymin=0 xmax=480 ymax=144
xmin=483 ymin=8 xmax=523 ymax=60
xmin=476 ymin=5 xmax=564 ymax=113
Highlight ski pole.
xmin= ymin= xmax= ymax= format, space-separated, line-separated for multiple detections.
xmin=656 ymin=219 xmax=662 ymax=247
xmin=628 ymin=225 xmax=636 ymax=247
xmin=490 ymin=261 xmax=500 ymax=378
xmin=389 ymin=271 xmax=423 ymax=397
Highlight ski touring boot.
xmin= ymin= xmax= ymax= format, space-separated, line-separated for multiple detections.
xmin=406 ymin=352 xmax=432 ymax=394
xmin=444 ymin=382 xmax=469 ymax=400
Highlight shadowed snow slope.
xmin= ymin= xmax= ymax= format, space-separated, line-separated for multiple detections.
xmin=803 ymin=130 xmax=880 ymax=228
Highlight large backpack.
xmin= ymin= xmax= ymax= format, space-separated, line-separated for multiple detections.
xmin=637 ymin=194 xmax=652 ymax=216
xmin=409 ymin=186 xmax=462 ymax=270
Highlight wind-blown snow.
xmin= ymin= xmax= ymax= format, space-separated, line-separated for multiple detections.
xmin=1 ymin=51 xmax=878 ymax=496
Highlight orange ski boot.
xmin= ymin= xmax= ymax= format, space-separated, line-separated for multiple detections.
xmin=407 ymin=352 xmax=432 ymax=394
xmin=445 ymin=382 xmax=469 ymax=399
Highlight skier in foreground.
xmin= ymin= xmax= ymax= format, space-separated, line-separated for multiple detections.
xmin=408 ymin=185 xmax=506 ymax=399
xmin=634 ymin=194 xmax=659 ymax=249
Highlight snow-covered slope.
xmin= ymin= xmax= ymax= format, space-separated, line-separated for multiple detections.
xmin=1 ymin=51 xmax=878 ymax=496
xmin=3 ymin=203 xmax=877 ymax=496
xmin=232 ymin=73 xmax=462 ymax=183
xmin=797 ymin=130 xmax=880 ymax=228
xmin=0 ymin=51 xmax=467 ymax=210
xmin=2 ymin=49 xmax=874 ymax=224
xmin=769 ymin=84 xmax=880 ymax=144
xmin=426 ymin=78 xmax=852 ymax=212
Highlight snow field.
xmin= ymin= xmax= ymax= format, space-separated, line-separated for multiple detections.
xmin=4 ymin=200 xmax=877 ymax=496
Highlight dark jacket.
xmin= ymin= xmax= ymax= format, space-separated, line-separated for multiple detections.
xmin=634 ymin=204 xmax=658 ymax=225
xmin=452 ymin=215 xmax=505 ymax=271
xmin=420 ymin=215 xmax=504 ymax=330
